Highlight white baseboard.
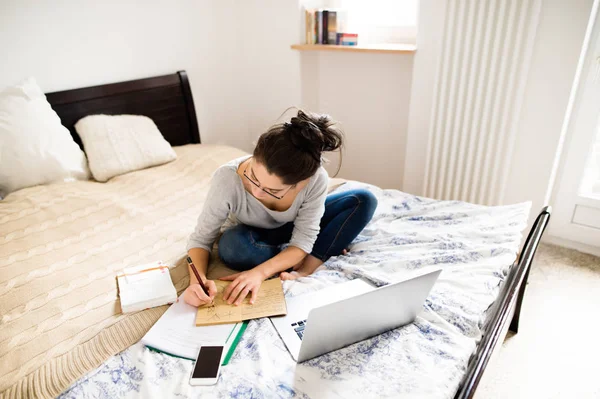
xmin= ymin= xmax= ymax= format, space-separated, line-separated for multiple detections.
xmin=543 ymin=235 xmax=600 ymax=257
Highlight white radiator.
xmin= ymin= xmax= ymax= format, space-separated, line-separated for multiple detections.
xmin=423 ymin=0 xmax=541 ymax=205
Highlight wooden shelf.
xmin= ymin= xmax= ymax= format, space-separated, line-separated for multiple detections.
xmin=291 ymin=43 xmax=417 ymax=54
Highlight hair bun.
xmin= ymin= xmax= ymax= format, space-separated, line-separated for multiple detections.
xmin=285 ymin=110 xmax=343 ymax=160
xmin=253 ymin=108 xmax=345 ymax=184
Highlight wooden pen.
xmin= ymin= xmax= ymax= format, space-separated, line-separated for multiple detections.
xmin=186 ymin=256 xmax=210 ymax=299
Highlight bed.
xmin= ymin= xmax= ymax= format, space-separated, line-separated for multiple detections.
xmin=0 ymin=71 xmax=551 ymax=399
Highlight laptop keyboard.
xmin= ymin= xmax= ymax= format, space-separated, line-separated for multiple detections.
xmin=291 ymin=319 xmax=307 ymax=340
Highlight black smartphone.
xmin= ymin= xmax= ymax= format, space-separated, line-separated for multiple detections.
xmin=189 ymin=346 xmax=224 ymax=385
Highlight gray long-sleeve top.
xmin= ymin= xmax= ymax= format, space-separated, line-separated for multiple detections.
xmin=186 ymin=155 xmax=329 ymax=254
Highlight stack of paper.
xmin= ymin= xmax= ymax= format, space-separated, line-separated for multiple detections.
xmin=117 ymin=261 xmax=177 ymax=313
xmin=141 ymin=294 xmax=247 ymax=363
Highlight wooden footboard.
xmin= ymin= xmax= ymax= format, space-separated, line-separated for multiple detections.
xmin=454 ymin=206 xmax=552 ymax=399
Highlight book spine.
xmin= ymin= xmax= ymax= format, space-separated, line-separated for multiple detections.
xmin=305 ymin=10 xmax=312 ymax=44
xmin=322 ymin=10 xmax=329 ymax=44
xmin=312 ymin=12 xmax=317 ymax=44
xmin=328 ymin=11 xmax=337 ymax=45
xmin=316 ymin=11 xmax=323 ymax=44
xmin=310 ymin=11 xmax=316 ymax=44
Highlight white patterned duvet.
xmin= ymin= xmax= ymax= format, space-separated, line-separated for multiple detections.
xmin=59 ymin=181 xmax=530 ymax=399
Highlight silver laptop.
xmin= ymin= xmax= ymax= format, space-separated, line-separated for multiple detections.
xmin=271 ymin=268 xmax=441 ymax=362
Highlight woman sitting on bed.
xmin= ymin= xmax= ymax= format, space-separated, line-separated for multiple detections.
xmin=184 ymin=110 xmax=377 ymax=307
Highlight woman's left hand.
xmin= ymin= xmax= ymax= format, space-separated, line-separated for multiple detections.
xmin=220 ymin=268 xmax=266 ymax=305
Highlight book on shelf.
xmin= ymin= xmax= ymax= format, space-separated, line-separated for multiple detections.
xmin=304 ymin=8 xmax=355 ymax=46
xmin=336 ymin=33 xmax=358 ymax=46
xmin=322 ymin=10 xmax=329 ymax=44
xmin=305 ymin=9 xmax=317 ymax=45
xmin=327 ymin=11 xmax=337 ymax=44
xmin=316 ymin=10 xmax=323 ymax=44
xmin=305 ymin=9 xmax=313 ymax=45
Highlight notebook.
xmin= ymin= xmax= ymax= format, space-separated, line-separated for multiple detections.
xmin=117 ymin=261 xmax=177 ymax=313
xmin=141 ymin=294 xmax=247 ymax=364
xmin=196 ymin=278 xmax=287 ymax=326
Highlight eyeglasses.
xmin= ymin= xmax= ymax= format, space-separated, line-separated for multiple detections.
xmin=243 ymin=161 xmax=293 ymax=200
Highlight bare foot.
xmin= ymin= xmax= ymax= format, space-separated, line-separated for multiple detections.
xmin=279 ymin=270 xmax=309 ymax=280
xmin=280 ymin=254 xmax=324 ymax=281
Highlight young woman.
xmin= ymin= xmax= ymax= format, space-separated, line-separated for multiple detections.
xmin=183 ymin=110 xmax=377 ymax=307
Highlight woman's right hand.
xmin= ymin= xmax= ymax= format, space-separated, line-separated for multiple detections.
xmin=183 ymin=281 xmax=217 ymax=307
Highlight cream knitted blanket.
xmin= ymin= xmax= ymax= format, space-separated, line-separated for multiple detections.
xmin=0 ymin=144 xmax=247 ymax=399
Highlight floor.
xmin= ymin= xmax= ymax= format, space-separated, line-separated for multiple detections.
xmin=475 ymin=244 xmax=600 ymax=399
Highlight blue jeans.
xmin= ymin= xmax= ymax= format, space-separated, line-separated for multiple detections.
xmin=218 ymin=189 xmax=378 ymax=271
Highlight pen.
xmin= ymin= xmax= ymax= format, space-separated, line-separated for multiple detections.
xmin=186 ymin=256 xmax=211 ymax=301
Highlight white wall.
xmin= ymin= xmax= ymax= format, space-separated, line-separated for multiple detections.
xmin=299 ymin=51 xmax=414 ymax=189
xmin=233 ymin=0 xmax=304 ymax=152
xmin=0 ymin=0 xmax=412 ymax=189
xmin=0 ymin=0 xmax=301 ymax=153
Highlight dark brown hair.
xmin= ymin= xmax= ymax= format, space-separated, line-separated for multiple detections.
xmin=253 ymin=110 xmax=344 ymax=185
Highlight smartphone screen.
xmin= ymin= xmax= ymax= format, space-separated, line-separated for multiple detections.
xmin=192 ymin=346 xmax=224 ymax=379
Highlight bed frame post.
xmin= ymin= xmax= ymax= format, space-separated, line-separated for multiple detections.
xmin=508 ymin=260 xmax=531 ymax=333
xmin=177 ymin=70 xmax=201 ymax=144
xmin=509 ymin=206 xmax=551 ymax=333
xmin=454 ymin=206 xmax=551 ymax=399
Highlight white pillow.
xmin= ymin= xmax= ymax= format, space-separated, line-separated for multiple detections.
xmin=75 ymin=114 xmax=177 ymax=182
xmin=0 ymin=78 xmax=90 ymax=198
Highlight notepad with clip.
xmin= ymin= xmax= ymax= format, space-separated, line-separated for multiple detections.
xmin=117 ymin=261 xmax=177 ymax=313
xmin=196 ymin=278 xmax=287 ymax=326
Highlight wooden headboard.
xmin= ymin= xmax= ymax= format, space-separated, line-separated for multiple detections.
xmin=45 ymin=70 xmax=201 ymax=149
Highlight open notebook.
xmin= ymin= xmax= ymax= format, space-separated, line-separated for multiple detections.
xmin=196 ymin=278 xmax=287 ymax=326
xmin=141 ymin=294 xmax=247 ymax=364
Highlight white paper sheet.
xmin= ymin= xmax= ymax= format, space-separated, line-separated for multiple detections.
xmin=141 ymin=295 xmax=239 ymax=360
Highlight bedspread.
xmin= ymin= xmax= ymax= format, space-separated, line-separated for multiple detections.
xmin=59 ymin=182 xmax=530 ymax=398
